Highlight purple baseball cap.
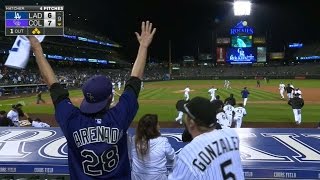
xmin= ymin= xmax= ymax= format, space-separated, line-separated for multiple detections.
xmin=80 ymin=75 xmax=113 ymax=114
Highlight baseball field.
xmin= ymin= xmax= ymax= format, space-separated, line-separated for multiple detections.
xmin=1 ymin=79 xmax=319 ymax=128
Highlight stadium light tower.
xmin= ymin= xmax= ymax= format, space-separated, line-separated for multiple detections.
xmin=234 ymin=0 xmax=252 ymax=16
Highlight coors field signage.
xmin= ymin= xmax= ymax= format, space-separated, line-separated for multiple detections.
xmin=230 ymin=21 xmax=254 ymax=35
xmin=0 ymin=127 xmax=319 ymax=179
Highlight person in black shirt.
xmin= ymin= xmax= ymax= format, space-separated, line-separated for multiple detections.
xmin=36 ymin=89 xmax=45 ymax=104
xmin=224 ymin=93 xmax=236 ymax=106
xmin=288 ymin=93 xmax=304 ymax=125
xmin=212 ymin=95 xmax=224 ymax=110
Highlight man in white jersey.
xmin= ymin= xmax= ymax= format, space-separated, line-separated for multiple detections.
xmin=117 ymin=81 xmax=122 ymax=90
xmin=223 ymin=102 xmax=235 ymax=126
xmin=208 ymin=86 xmax=218 ymax=102
xmin=294 ymin=88 xmax=302 ymax=98
xmin=216 ymin=108 xmax=230 ymax=128
xmin=169 ymin=97 xmax=244 ymax=180
xmin=233 ymin=103 xmax=247 ymax=128
xmin=29 ymin=118 xmax=50 ymax=127
xmin=227 ymin=80 xmax=231 ymax=89
xmin=279 ymin=82 xmax=286 ymax=99
xmin=184 ymin=86 xmax=190 ymax=101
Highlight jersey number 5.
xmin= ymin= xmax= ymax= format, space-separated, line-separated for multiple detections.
xmin=81 ymin=145 xmax=119 ymax=176
xmin=220 ymin=159 xmax=236 ymax=180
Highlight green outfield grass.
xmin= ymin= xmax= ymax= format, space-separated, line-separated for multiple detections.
xmin=0 ymin=79 xmax=319 ymax=123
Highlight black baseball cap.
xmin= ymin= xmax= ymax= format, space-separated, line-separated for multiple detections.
xmin=178 ymin=97 xmax=218 ymax=128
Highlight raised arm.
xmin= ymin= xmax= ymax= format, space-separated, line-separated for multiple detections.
xmin=131 ymin=21 xmax=156 ymax=79
xmin=29 ymin=36 xmax=58 ymax=87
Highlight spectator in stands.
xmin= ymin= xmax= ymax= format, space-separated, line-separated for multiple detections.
xmin=0 ymin=110 xmax=13 ymax=126
xmin=131 ymin=114 xmax=175 ymax=180
xmin=224 ymin=93 xmax=236 ymax=106
xmin=6 ymin=103 xmax=23 ymax=127
xmin=29 ymin=21 xmax=156 ymax=179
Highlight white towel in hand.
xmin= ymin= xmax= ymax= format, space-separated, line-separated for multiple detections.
xmin=5 ymin=35 xmax=45 ymax=69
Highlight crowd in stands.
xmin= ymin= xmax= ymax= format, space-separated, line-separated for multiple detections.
xmin=175 ymin=63 xmax=320 ymax=77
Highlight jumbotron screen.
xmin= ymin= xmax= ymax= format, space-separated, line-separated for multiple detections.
xmin=226 ymin=47 xmax=256 ymax=64
xmin=231 ymin=35 xmax=252 ymax=47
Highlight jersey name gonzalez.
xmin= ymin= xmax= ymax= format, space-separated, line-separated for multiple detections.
xmin=73 ymin=126 xmax=122 ymax=147
xmin=193 ymin=135 xmax=239 ymax=171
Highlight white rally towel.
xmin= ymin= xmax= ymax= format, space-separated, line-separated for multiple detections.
xmin=5 ymin=35 xmax=45 ymax=69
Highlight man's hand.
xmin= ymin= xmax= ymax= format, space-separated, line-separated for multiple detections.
xmin=28 ymin=36 xmax=43 ymax=51
xmin=135 ymin=21 xmax=156 ymax=48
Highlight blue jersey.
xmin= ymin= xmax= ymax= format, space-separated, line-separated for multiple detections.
xmin=241 ymin=89 xmax=250 ymax=98
xmin=54 ymin=88 xmax=138 ymax=179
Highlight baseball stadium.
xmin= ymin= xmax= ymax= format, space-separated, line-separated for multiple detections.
xmin=0 ymin=0 xmax=320 ymax=179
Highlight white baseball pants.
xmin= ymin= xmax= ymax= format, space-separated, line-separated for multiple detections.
xmin=293 ymin=109 xmax=302 ymax=124
xmin=243 ymin=98 xmax=248 ymax=106
xmin=280 ymin=90 xmax=284 ymax=99
xmin=210 ymin=95 xmax=215 ymax=102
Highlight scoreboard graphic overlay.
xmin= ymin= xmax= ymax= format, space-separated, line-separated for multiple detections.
xmin=5 ymin=6 xmax=64 ymax=36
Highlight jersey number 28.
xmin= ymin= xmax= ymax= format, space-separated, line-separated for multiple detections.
xmin=81 ymin=145 xmax=119 ymax=176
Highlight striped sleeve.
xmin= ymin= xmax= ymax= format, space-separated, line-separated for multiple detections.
xmin=168 ymin=156 xmax=196 ymax=180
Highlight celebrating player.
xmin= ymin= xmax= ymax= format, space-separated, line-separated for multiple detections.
xmin=224 ymin=93 xmax=236 ymax=106
xmin=174 ymin=100 xmax=186 ymax=125
xmin=223 ymin=102 xmax=235 ymax=125
xmin=233 ymin=103 xmax=247 ymax=128
xmin=279 ymin=82 xmax=286 ymax=99
xmin=286 ymin=84 xmax=294 ymax=99
xmin=294 ymin=88 xmax=302 ymax=98
xmin=169 ymin=97 xmax=244 ymax=180
xmin=288 ymin=93 xmax=304 ymax=125
xmin=241 ymin=87 xmax=250 ymax=106
xmin=216 ymin=108 xmax=230 ymax=128
xmin=184 ymin=85 xmax=190 ymax=101
xmin=208 ymin=86 xmax=217 ymax=102
xmin=117 ymin=81 xmax=122 ymax=90
xmin=29 ymin=21 xmax=156 ymax=179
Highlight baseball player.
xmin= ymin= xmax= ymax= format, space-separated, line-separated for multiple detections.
xmin=224 ymin=80 xmax=227 ymax=88
xmin=233 ymin=103 xmax=247 ymax=128
xmin=169 ymin=97 xmax=244 ymax=180
xmin=223 ymin=102 xmax=235 ymax=125
xmin=216 ymin=108 xmax=230 ymax=128
xmin=279 ymin=82 xmax=286 ymax=99
xmin=226 ymin=80 xmax=231 ymax=89
xmin=36 ymin=89 xmax=46 ymax=104
xmin=288 ymin=93 xmax=304 ymax=125
xmin=29 ymin=21 xmax=156 ymax=179
xmin=241 ymin=87 xmax=250 ymax=106
xmin=286 ymin=84 xmax=294 ymax=99
xmin=175 ymin=100 xmax=186 ymax=125
xmin=184 ymin=86 xmax=190 ymax=101
xmin=117 ymin=81 xmax=122 ymax=90
xmin=208 ymin=86 xmax=217 ymax=102
xmin=294 ymin=88 xmax=302 ymax=98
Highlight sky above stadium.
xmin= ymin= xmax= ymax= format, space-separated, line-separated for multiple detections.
xmin=1 ymin=0 xmax=319 ymax=62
